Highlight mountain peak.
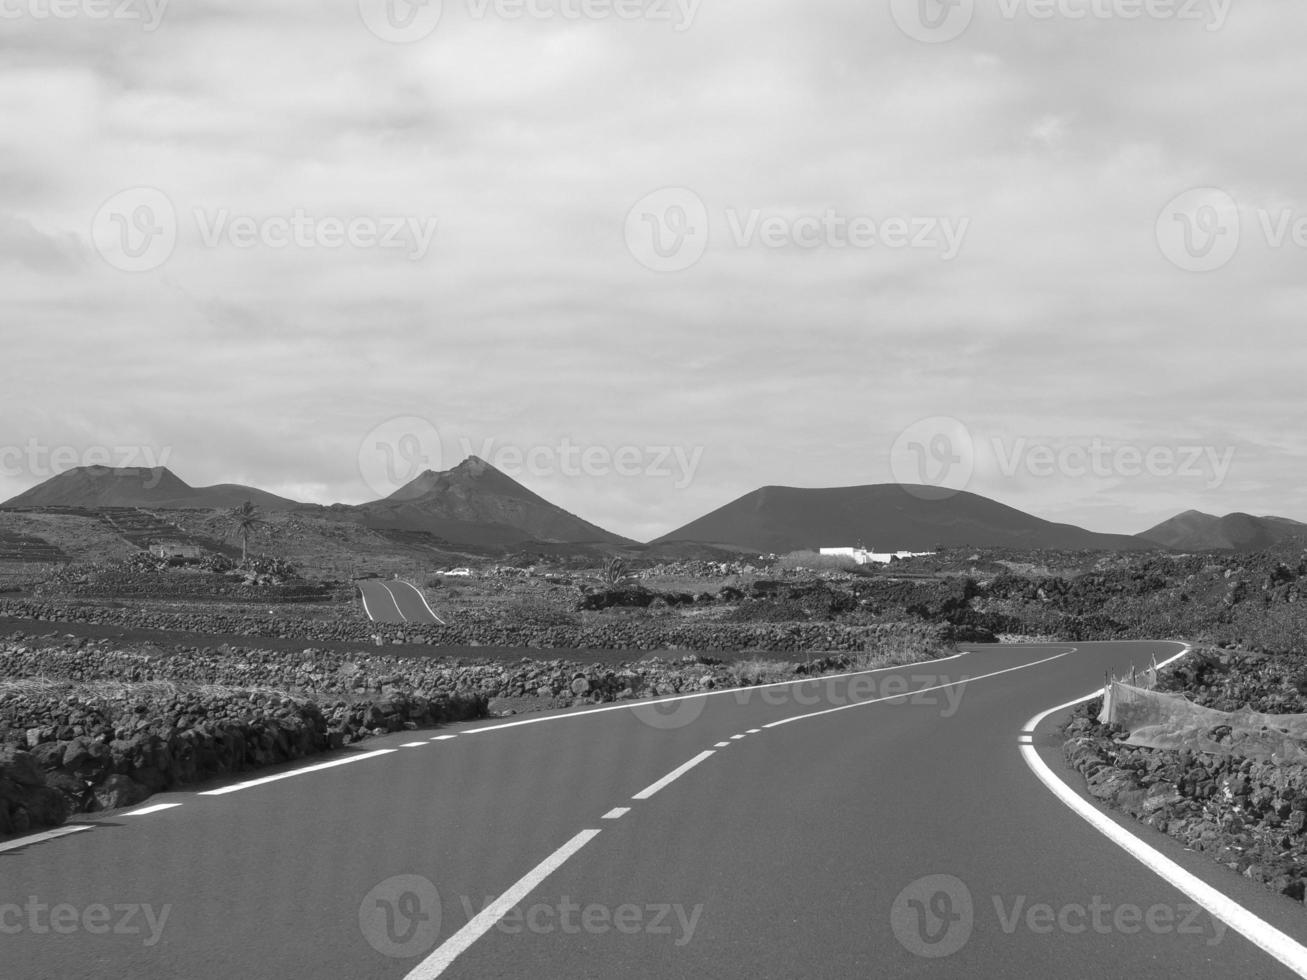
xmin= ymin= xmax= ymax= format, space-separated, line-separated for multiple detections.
xmin=453 ymin=455 xmax=492 ymax=475
xmin=0 ymin=465 xmax=301 ymax=511
xmin=359 ymin=454 xmax=630 ymax=546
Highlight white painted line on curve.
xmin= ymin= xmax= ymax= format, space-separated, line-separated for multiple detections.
xmin=763 ymin=649 xmax=1076 ymax=729
xmin=398 ymin=580 xmax=447 ymax=625
xmin=0 ymin=824 xmax=93 ymax=853
xmin=198 ymin=749 xmax=396 ymax=796
xmin=632 ymin=750 xmax=715 ymax=801
xmin=404 ymin=829 xmax=603 ymax=979
xmin=125 ymin=803 xmax=183 ymax=816
xmin=1019 ymin=643 xmax=1307 ymax=978
xmin=462 ymin=652 xmax=970 ymax=736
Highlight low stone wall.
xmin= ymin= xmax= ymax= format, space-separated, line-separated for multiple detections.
xmin=0 ymin=684 xmax=484 ymax=829
xmin=1061 ymin=649 xmax=1307 ymax=903
xmin=0 ymin=632 xmax=945 ymax=832
xmin=0 ymin=597 xmax=976 ymax=651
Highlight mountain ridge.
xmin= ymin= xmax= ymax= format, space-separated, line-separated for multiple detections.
xmin=1137 ymin=511 xmax=1307 ymax=552
xmin=655 ymin=483 xmax=1154 ymax=553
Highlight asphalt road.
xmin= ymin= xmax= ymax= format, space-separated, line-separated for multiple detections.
xmin=3 ymin=641 xmax=1306 ymax=979
xmin=358 ymin=579 xmax=445 ymax=625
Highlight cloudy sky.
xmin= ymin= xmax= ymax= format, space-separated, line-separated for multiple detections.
xmin=2 ymin=0 xmax=1304 ymax=541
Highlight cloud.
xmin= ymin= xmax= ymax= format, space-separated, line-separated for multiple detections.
xmin=0 ymin=1 xmax=1303 ymax=537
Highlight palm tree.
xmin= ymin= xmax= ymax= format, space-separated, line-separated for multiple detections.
xmin=229 ymin=501 xmax=264 ymax=563
xmin=603 ymin=556 xmax=627 ymax=587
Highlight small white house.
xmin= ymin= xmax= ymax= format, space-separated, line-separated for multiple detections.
xmin=819 ymin=547 xmax=934 ymax=565
xmin=151 ymin=541 xmax=203 ymax=559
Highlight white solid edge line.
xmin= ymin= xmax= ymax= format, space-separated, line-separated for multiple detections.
xmin=0 ymin=824 xmax=93 ymax=853
xmin=632 ymin=750 xmax=715 ymax=801
xmin=125 ymin=803 xmax=183 ymax=816
xmin=198 ymin=749 xmax=396 ymax=796
xmin=461 ymin=651 xmax=972 ymax=735
xmin=763 ymin=648 xmax=1076 ymax=729
xmin=404 ymin=829 xmax=602 ymax=980
xmin=358 ymin=585 xmax=376 ymax=623
xmin=602 ymin=808 xmax=630 ymax=819
xmin=379 ymin=580 xmax=409 ymax=623
xmin=398 ymin=580 xmax=447 ymax=626
xmin=1021 ymin=643 xmax=1307 ymax=978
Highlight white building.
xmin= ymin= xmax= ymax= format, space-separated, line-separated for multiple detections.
xmin=819 ymin=547 xmax=934 ymax=565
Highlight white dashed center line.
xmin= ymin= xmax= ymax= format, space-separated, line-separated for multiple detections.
xmin=125 ymin=803 xmax=183 ymax=816
xmin=631 ymin=750 xmax=716 ymax=801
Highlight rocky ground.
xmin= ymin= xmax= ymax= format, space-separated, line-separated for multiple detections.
xmin=0 ymin=595 xmax=974 ymax=653
xmin=1062 ymin=647 xmax=1307 ymax=903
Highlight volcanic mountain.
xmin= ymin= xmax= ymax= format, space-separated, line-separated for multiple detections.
xmin=1 ymin=466 xmax=302 ymax=511
xmin=346 ymin=456 xmax=632 ymax=547
xmin=1136 ymin=510 xmax=1307 ymax=551
xmin=654 ymin=483 xmax=1152 ymax=553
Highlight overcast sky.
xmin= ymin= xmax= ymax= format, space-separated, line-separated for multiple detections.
xmin=2 ymin=0 xmax=1304 ymax=541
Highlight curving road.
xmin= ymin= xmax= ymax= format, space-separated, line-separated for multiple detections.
xmin=358 ymin=579 xmax=445 ymax=625
xmin=2 ymin=642 xmax=1305 ymax=979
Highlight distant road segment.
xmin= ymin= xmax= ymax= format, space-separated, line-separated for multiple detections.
xmin=358 ymin=579 xmax=445 ymax=625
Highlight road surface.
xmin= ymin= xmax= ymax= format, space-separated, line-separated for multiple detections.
xmin=358 ymin=579 xmax=445 ymax=625
xmin=2 ymin=641 xmax=1305 ymax=979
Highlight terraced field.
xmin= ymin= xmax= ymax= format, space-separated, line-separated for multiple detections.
xmin=0 ymin=530 xmax=67 ymax=563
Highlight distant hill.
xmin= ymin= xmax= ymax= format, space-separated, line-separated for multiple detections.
xmin=653 ymin=483 xmax=1152 ymax=553
xmin=1 ymin=466 xmax=302 ymax=511
xmin=346 ymin=456 xmax=633 ymax=547
xmin=1137 ymin=510 xmax=1307 ymax=551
